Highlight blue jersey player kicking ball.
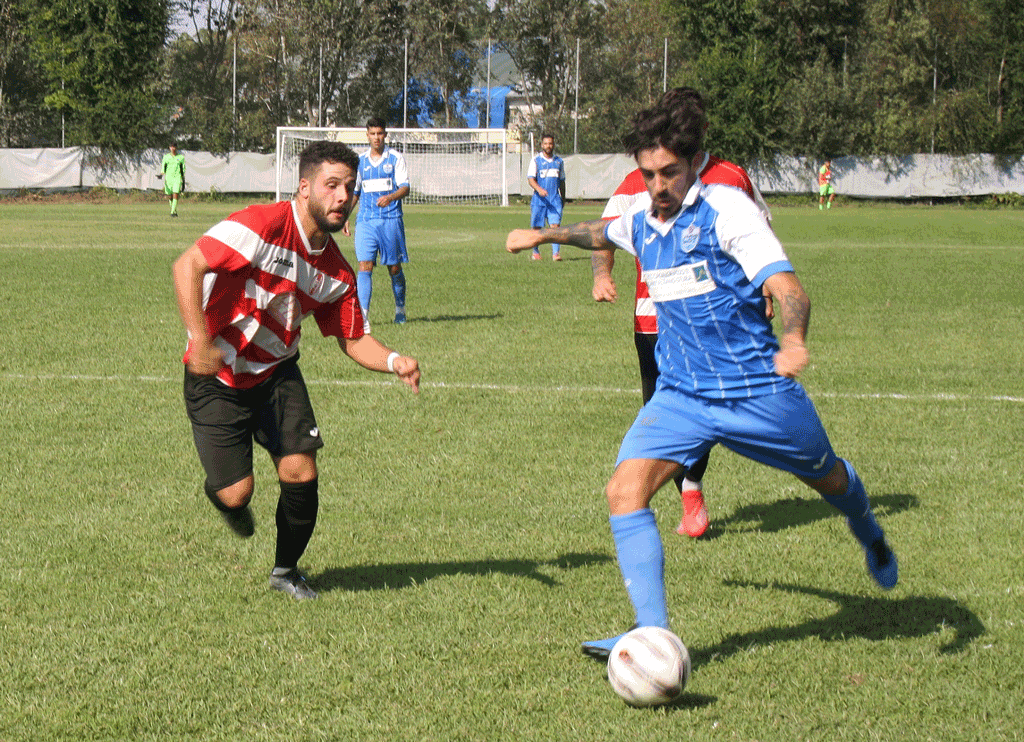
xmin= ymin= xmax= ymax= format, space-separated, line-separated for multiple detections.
xmin=505 ymin=91 xmax=898 ymax=660
xmin=350 ymin=117 xmax=411 ymax=323
xmin=527 ymin=133 xmax=566 ymax=261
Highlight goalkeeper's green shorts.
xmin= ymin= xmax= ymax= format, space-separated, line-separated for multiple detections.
xmin=819 ymin=183 xmax=835 ymax=197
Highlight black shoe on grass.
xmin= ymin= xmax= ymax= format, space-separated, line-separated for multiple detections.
xmin=269 ymin=570 xmax=318 ymax=600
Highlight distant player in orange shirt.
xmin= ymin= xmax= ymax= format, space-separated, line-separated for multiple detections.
xmin=818 ymin=160 xmax=835 ymax=210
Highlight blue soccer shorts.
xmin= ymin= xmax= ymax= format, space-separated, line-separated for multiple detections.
xmin=531 ymin=196 xmax=563 ymax=228
xmin=355 ymin=218 xmax=408 ymax=265
xmin=616 ymin=383 xmax=838 ymax=480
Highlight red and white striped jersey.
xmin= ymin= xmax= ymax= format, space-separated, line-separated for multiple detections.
xmin=601 ymin=153 xmax=771 ymax=334
xmin=186 ymin=200 xmax=365 ymax=389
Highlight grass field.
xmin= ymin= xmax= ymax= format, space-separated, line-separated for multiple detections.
xmin=1 ymin=197 xmax=1022 ymax=741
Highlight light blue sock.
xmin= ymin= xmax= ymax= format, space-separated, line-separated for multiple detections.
xmin=390 ymin=269 xmax=406 ymax=308
xmin=609 ymin=508 xmax=669 ymax=629
xmin=820 ymin=459 xmax=883 ymax=546
xmin=357 ymin=270 xmax=373 ymax=315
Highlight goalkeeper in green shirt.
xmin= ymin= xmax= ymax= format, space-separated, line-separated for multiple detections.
xmin=159 ymin=144 xmax=186 ymax=217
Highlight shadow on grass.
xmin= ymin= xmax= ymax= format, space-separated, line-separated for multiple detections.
xmin=404 ymin=313 xmax=503 ymax=323
xmin=313 ymin=551 xmax=612 ymax=593
xmin=708 ymin=492 xmax=918 ymax=537
xmin=690 ymin=580 xmax=984 ymax=669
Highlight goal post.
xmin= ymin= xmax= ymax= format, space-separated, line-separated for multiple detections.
xmin=275 ymin=127 xmax=509 ymax=206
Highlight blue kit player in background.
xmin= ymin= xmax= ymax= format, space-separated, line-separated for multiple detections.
xmin=527 ymin=133 xmax=567 ymax=261
xmin=505 ymin=91 xmax=898 ymax=660
xmin=352 ymin=117 xmax=410 ymax=323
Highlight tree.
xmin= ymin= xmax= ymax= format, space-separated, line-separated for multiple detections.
xmin=26 ymin=0 xmax=170 ymax=151
xmin=491 ymin=0 xmax=601 ymax=139
xmin=577 ymin=0 xmax=674 ymax=152
xmin=0 ymin=0 xmax=59 ymax=146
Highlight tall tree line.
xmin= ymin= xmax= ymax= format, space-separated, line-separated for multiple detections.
xmin=1 ymin=0 xmax=1021 ymax=165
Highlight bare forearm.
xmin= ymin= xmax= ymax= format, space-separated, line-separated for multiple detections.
xmin=592 ymin=248 xmax=615 ymax=278
xmin=540 ymin=220 xmax=612 ymax=250
xmin=777 ymin=288 xmax=810 ymax=343
xmin=172 ymin=247 xmax=211 ymax=342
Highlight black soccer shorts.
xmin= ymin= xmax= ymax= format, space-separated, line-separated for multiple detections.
xmin=183 ymin=357 xmax=324 ymax=491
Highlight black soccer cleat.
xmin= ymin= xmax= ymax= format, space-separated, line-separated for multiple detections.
xmin=269 ymin=570 xmax=318 ymax=600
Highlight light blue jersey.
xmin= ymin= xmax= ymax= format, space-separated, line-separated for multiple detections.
xmin=355 ymin=147 xmax=409 ymax=221
xmin=605 ymin=180 xmax=793 ymax=400
xmin=528 ymin=152 xmax=565 ymax=209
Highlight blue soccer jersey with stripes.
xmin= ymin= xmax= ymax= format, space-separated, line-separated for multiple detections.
xmin=605 ymin=180 xmax=794 ymax=400
xmin=528 ymin=153 xmax=565 ymax=207
xmin=355 ymin=147 xmax=409 ymax=221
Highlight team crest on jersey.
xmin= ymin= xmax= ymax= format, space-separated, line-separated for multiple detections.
xmin=680 ymin=223 xmax=702 ymax=253
xmin=383 ymin=163 xmax=394 ymax=174
xmin=308 ymin=271 xmax=325 ymax=298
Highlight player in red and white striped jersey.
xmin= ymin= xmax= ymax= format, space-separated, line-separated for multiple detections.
xmin=173 ymin=140 xmax=421 ymax=600
xmin=591 ymin=88 xmax=772 ymax=538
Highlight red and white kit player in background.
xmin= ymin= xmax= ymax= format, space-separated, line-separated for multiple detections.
xmin=591 ymin=88 xmax=773 ymax=538
xmin=172 ymin=140 xmax=421 ymax=600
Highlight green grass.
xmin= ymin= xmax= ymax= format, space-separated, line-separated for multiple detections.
xmin=1 ymin=198 xmax=1022 ymax=741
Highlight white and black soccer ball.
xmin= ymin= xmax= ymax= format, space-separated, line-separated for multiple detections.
xmin=606 ymin=626 xmax=691 ymax=707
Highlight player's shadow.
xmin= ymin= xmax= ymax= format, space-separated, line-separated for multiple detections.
xmin=405 ymin=313 xmax=502 ymax=323
xmin=690 ymin=581 xmax=985 ymax=670
xmin=706 ymin=492 xmax=918 ymax=538
xmin=313 ymin=552 xmax=612 ymax=593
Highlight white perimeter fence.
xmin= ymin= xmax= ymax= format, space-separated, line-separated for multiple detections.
xmin=3 ymin=147 xmax=1024 ymax=200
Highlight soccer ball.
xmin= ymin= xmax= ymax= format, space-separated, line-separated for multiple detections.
xmin=606 ymin=626 xmax=691 ymax=707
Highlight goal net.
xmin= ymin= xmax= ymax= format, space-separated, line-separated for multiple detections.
xmin=276 ymin=127 xmax=509 ymax=206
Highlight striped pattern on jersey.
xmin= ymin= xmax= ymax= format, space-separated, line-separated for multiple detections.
xmin=601 ymin=154 xmax=771 ymax=334
xmin=604 ymin=182 xmax=792 ymax=400
xmin=188 ymin=200 xmax=365 ymax=389
xmin=528 ymin=153 xmax=565 ymax=205
xmin=355 ymin=147 xmax=409 ymax=221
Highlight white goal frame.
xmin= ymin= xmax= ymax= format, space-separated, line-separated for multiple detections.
xmin=275 ymin=127 xmax=509 ymax=206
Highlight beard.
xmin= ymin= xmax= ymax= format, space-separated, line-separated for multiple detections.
xmin=309 ymin=199 xmax=349 ymax=234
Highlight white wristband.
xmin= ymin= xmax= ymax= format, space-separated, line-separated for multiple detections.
xmin=386 ymin=351 xmax=400 ymax=373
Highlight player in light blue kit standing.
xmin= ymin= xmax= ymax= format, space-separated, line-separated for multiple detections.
xmin=505 ymin=91 xmax=898 ymax=660
xmin=352 ymin=117 xmax=411 ymax=323
xmin=527 ymin=133 xmax=566 ymax=261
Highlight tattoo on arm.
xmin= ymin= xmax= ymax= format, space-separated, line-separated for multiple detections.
xmin=779 ymin=291 xmax=810 ymax=339
xmin=536 ymin=220 xmax=610 ymax=250
xmin=592 ymin=249 xmax=614 ymax=277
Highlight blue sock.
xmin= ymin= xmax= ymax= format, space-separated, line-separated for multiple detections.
xmin=609 ymin=508 xmax=669 ymax=629
xmin=390 ymin=269 xmax=406 ymax=308
xmin=357 ymin=270 xmax=373 ymax=315
xmin=820 ymin=459 xmax=883 ymax=546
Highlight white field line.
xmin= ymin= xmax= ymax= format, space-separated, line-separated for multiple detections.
xmin=2 ymin=372 xmax=1023 ymax=404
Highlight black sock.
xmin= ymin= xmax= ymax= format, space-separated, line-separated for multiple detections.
xmin=274 ymin=478 xmax=319 ymax=570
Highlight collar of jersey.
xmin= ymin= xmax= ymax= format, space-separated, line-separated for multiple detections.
xmin=643 ymin=177 xmax=703 ymax=236
xmin=365 ymin=147 xmax=390 ymax=165
xmin=291 ymin=200 xmax=328 ymax=256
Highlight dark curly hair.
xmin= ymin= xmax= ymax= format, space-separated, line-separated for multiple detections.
xmin=624 ymin=87 xmax=707 ymax=161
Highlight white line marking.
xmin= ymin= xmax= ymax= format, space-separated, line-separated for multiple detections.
xmin=2 ymin=372 xmax=1023 ymax=403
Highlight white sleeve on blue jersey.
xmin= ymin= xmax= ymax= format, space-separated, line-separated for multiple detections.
xmin=391 ymin=150 xmax=410 ymax=188
xmin=704 ymin=183 xmax=789 ymax=283
xmin=527 ymin=156 xmax=538 ymax=179
xmin=603 ymin=192 xmax=651 ymax=257
xmin=558 ymin=158 xmax=565 ymax=181
xmin=354 ymin=154 xmax=365 ymax=196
